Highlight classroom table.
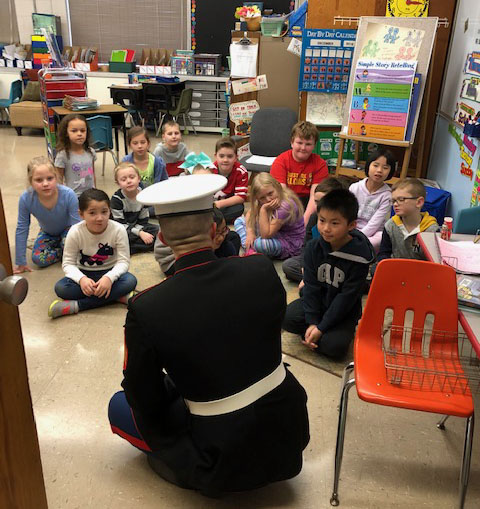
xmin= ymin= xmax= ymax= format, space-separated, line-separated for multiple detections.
xmin=418 ymin=231 xmax=480 ymax=358
xmin=52 ymin=104 xmax=128 ymax=160
xmin=109 ymin=81 xmax=186 ymax=128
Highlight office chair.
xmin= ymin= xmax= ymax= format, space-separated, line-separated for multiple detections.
xmin=87 ymin=115 xmax=118 ymax=176
xmin=330 ymin=259 xmax=475 ymax=509
xmin=0 ymin=80 xmax=23 ymax=124
xmin=453 ymin=206 xmax=480 ymax=234
xmin=238 ymin=107 xmax=297 ymax=174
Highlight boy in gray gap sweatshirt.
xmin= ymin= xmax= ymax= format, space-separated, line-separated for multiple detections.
xmin=153 ymin=120 xmax=191 ymax=177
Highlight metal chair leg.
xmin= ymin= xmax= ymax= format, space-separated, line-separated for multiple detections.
xmin=437 ymin=415 xmax=449 ymax=430
xmin=458 ymin=414 xmax=474 ymax=509
xmin=330 ymin=377 xmax=356 ymax=506
xmin=102 ymin=151 xmax=106 ymax=176
xmin=186 ymin=112 xmax=197 ymax=135
xmin=109 ymin=149 xmax=118 ymax=166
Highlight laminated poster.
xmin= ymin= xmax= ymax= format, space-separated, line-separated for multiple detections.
xmin=306 ymin=92 xmax=346 ymax=126
xmin=229 ymin=100 xmax=259 ymax=137
xmin=347 ymin=59 xmax=416 ymax=141
xmin=298 ymin=28 xmax=356 ymax=93
xmin=361 ymin=23 xmax=424 ymax=61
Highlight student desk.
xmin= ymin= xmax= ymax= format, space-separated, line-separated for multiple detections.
xmin=52 ymin=104 xmax=128 ymax=160
xmin=418 ymin=231 xmax=480 ymax=358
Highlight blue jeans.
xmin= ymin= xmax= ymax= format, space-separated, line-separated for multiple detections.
xmin=55 ymin=269 xmax=137 ymax=311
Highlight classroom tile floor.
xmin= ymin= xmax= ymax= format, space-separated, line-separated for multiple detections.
xmin=1 ymin=125 xmax=480 ymax=508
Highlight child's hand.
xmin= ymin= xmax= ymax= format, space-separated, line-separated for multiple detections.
xmin=80 ymin=276 xmax=96 ymax=296
xmin=298 ymin=279 xmax=305 ymax=291
xmin=93 ymin=276 xmax=112 ymax=298
xmin=139 ymin=231 xmax=154 ymax=244
xmin=263 ymin=198 xmax=280 ymax=211
xmin=302 ymin=325 xmax=322 ymax=350
xmin=245 ymin=231 xmax=256 ymax=250
xmin=13 ymin=265 xmax=32 ymax=274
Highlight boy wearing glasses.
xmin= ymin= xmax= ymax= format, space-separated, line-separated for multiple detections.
xmin=377 ymin=178 xmax=439 ymax=263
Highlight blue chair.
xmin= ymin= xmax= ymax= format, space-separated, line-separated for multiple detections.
xmin=454 ymin=205 xmax=480 ymax=234
xmin=0 ymin=80 xmax=23 ymax=124
xmin=87 ymin=115 xmax=118 ymax=176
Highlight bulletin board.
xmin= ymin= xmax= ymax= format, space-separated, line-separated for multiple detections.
xmin=191 ymin=0 xmax=293 ymax=65
xmin=341 ymin=16 xmax=438 ymax=144
xmin=438 ymin=0 xmax=480 ymax=124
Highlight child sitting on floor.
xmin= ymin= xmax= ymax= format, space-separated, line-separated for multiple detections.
xmin=211 ymin=137 xmax=248 ymax=223
xmin=282 ymin=189 xmax=374 ymax=359
xmin=377 ymin=178 xmax=439 ymax=264
xmin=122 ymin=126 xmax=167 ymax=187
xmin=15 ymin=156 xmax=80 ymax=273
xmin=349 ymin=148 xmax=395 ymax=251
xmin=153 ymin=120 xmax=190 ymax=177
xmin=48 ymin=188 xmax=137 ymax=319
xmin=111 ymin=162 xmax=159 ymax=254
xmin=270 ymin=120 xmax=328 ymax=223
xmin=234 ymin=173 xmax=305 ymax=259
xmin=54 ymin=113 xmax=96 ymax=197
xmin=282 ymin=176 xmax=344 ymax=283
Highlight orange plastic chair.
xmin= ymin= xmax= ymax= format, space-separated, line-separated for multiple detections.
xmin=330 ymin=259 xmax=475 ymax=508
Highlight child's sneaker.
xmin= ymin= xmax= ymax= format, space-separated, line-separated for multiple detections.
xmin=48 ymin=299 xmax=79 ymax=319
xmin=117 ymin=289 xmax=139 ymax=305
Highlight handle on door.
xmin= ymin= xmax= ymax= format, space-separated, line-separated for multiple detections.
xmin=0 ymin=264 xmax=28 ymax=306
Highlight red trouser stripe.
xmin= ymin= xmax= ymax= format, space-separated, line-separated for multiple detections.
xmin=110 ymin=425 xmax=152 ymax=452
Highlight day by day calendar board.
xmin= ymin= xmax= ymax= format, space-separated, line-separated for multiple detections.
xmin=298 ymin=28 xmax=357 ymax=93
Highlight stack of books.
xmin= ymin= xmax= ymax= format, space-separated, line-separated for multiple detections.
xmin=63 ymin=95 xmax=98 ymax=111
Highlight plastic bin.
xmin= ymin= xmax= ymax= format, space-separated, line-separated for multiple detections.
xmin=261 ymin=16 xmax=285 ymax=36
xmin=171 ymin=56 xmax=194 ymax=75
xmin=109 ymin=61 xmax=137 ymax=73
xmin=194 ymin=54 xmax=221 ymax=76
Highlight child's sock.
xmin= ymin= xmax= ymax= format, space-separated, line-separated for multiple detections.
xmin=48 ymin=299 xmax=79 ymax=319
xmin=117 ymin=289 xmax=139 ymax=305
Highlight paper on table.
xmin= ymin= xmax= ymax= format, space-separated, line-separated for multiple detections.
xmin=246 ymin=155 xmax=277 ymax=166
xmin=436 ymin=237 xmax=480 ymax=274
xmin=230 ymin=43 xmax=258 ymax=78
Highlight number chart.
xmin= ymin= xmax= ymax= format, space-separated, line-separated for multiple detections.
xmin=298 ymin=28 xmax=356 ymax=93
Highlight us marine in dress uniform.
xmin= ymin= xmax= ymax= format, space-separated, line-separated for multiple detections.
xmin=108 ymin=174 xmax=310 ymax=496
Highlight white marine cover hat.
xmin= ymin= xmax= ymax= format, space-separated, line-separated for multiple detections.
xmin=136 ymin=174 xmax=227 ymax=217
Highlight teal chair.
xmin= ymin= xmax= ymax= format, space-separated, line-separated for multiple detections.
xmin=0 ymin=80 xmax=22 ymax=124
xmin=87 ymin=115 xmax=118 ymax=176
xmin=453 ymin=206 xmax=480 ymax=234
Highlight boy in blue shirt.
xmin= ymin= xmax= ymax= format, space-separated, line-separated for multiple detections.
xmin=283 ymin=189 xmax=374 ymax=359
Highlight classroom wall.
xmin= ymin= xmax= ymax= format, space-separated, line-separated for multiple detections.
xmin=0 ymin=0 xmax=19 ymax=43
xmin=427 ymin=116 xmax=476 ymax=217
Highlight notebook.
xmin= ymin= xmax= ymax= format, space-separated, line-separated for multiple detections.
xmin=435 ymin=236 xmax=480 ymax=275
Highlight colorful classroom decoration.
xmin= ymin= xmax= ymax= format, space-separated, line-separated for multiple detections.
xmin=361 ymin=23 xmax=424 ymax=61
xmin=298 ymin=28 xmax=356 ymax=93
xmin=386 ymin=0 xmax=429 ymax=18
xmin=347 ymin=59 xmax=417 ymax=141
xmin=471 ymin=166 xmax=480 ymax=206
xmin=229 ymin=99 xmax=259 ymax=136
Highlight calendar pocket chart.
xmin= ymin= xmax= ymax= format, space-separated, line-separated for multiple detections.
xmin=348 ymin=59 xmax=417 ymax=141
xmin=299 ymin=28 xmax=357 ymax=93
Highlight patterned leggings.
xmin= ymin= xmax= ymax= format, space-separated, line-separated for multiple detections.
xmin=234 ymin=216 xmax=283 ymax=258
xmin=32 ymin=228 xmax=69 ymax=268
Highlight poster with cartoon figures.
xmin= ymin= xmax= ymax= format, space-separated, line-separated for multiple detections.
xmin=298 ymin=28 xmax=356 ymax=93
xmin=453 ymin=51 xmax=480 ymax=126
xmin=347 ymin=59 xmax=416 ymax=141
xmin=361 ymin=23 xmax=424 ymax=61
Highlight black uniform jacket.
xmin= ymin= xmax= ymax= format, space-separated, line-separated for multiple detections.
xmin=122 ymin=248 xmax=310 ymax=493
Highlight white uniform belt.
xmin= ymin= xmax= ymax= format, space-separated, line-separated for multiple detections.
xmin=184 ymin=362 xmax=286 ymax=416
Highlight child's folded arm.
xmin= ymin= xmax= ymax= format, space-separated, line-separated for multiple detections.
xmin=376 ymin=227 xmax=393 ymax=263
xmin=104 ymin=228 xmax=130 ymax=283
xmin=317 ymin=264 xmax=369 ymax=332
xmin=302 ymin=243 xmax=325 ymax=325
xmin=62 ymin=233 xmax=85 ymax=283
xmin=360 ymin=194 xmax=392 ymax=238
